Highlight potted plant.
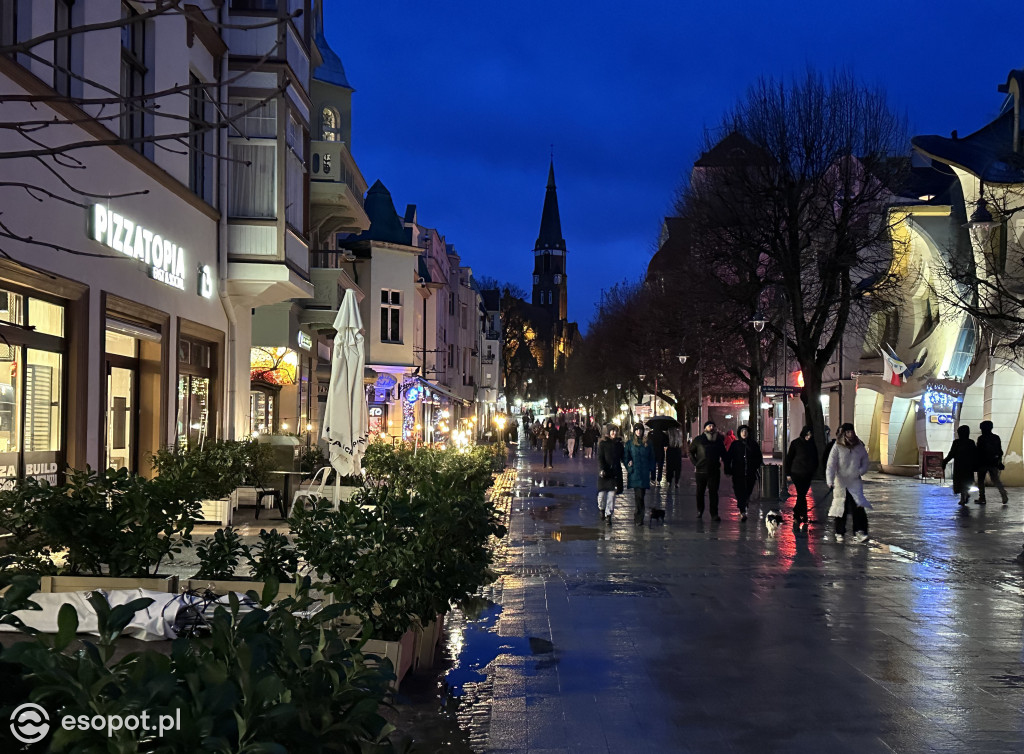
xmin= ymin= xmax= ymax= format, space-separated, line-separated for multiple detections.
xmin=152 ymin=441 xmax=243 ymax=525
xmin=0 ymin=466 xmax=200 ymax=592
xmin=186 ymin=528 xmax=299 ymax=601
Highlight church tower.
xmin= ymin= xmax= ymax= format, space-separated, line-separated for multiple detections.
xmin=532 ymin=160 xmax=568 ymax=322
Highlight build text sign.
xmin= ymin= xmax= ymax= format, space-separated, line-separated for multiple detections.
xmin=89 ymin=204 xmax=186 ymax=291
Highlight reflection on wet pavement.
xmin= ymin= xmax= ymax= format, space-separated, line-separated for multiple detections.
xmin=400 ymin=448 xmax=1024 ymax=752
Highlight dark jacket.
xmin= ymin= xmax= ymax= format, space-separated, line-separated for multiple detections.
xmin=944 ymin=438 xmax=978 ymax=493
xmin=786 ymin=437 xmax=819 ymax=479
xmin=977 ymin=430 xmax=1004 ymax=469
xmin=688 ymin=432 xmax=727 ymax=475
xmin=582 ymin=425 xmax=599 ymax=447
xmin=623 ymin=439 xmax=655 ymax=489
xmin=597 ymin=437 xmax=623 ymax=493
xmin=543 ymin=424 xmax=557 ymax=450
xmin=647 ymin=428 xmax=669 ymax=461
xmin=726 ymin=437 xmax=763 ymax=481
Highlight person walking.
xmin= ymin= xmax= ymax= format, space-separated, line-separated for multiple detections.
xmin=786 ymin=425 xmax=819 ymax=528
xmin=647 ymin=425 xmax=669 ymax=485
xmin=665 ymin=427 xmax=684 ymax=488
xmin=723 ymin=429 xmax=737 ymax=452
xmin=977 ymin=420 xmax=1009 ymax=505
xmin=726 ymin=424 xmax=763 ymax=522
xmin=568 ymin=422 xmax=581 ymax=458
xmin=623 ymin=423 xmax=655 ymax=524
xmin=824 ymin=423 xmax=871 ymax=543
xmin=531 ymin=419 xmax=542 ymax=450
xmin=943 ymin=425 xmax=978 ymax=512
xmin=596 ymin=424 xmax=623 ymax=523
xmin=582 ymin=421 xmax=599 ymax=460
xmin=689 ymin=420 xmax=727 ymax=521
xmin=542 ymin=419 xmax=557 ymax=468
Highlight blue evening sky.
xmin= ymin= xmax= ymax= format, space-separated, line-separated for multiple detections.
xmin=323 ymin=0 xmax=1021 ymax=331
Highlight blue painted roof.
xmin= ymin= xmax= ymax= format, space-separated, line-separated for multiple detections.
xmin=913 ymin=109 xmax=1024 ymax=183
xmin=314 ymin=28 xmax=353 ymax=90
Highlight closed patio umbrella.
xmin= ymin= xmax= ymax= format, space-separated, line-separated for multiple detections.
xmin=322 ymin=288 xmax=368 ymax=480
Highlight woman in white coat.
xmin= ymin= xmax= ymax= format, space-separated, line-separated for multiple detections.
xmin=824 ymin=422 xmax=871 ymax=543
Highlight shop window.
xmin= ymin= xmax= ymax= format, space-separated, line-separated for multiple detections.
xmin=250 ymin=388 xmax=275 ymax=434
xmin=0 ymin=289 xmax=67 ymax=489
xmin=29 ymin=298 xmax=64 ymax=337
xmin=177 ymin=335 xmax=215 ymax=448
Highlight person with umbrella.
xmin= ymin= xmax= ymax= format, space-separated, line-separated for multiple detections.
xmin=623 ymin=423 xmax=655 ymax=524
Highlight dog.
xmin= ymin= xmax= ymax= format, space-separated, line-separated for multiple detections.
xmin=765 ymin=510 xmax=783 ymax=536
xmin=649 ymin=508 xmax=666 ymax=524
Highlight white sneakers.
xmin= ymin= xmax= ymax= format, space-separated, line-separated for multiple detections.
xmin=853 ymin=532 xmax=869 ymax=544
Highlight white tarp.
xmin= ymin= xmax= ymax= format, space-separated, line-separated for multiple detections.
xmin=322 ymin=289 xmax=368 ymax=477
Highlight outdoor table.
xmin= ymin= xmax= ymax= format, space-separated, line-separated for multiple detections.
xmin=267 ymin=470 xmax=306 ymax=517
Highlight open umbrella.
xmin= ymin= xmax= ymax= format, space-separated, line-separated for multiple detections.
xmin=322 ymin=289 xmax=368 ymax=480
xmin=645 ymin=415 xmax=681 ymax=431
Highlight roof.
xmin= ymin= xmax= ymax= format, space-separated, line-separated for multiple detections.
xmin=313 ymin=28 xmax=353 ymax=89
xmin=912 ymin=109 xmax=1024 ymax=183
xmin=480 ymin=289 xmax=500 ymax=311
xmin=346 ymin=180 xmax=412 ymax=245
xmin=535 ymin=160 xmax=566 ymax=251
xmin=694 ymin=131 xmax=771 ymax=168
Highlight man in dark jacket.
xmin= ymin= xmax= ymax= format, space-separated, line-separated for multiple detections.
xmin=688 ymin=420 xmax=727 ymax=521
xmin=647 ymin=426 xmax=669 ymax=485
xmin=977 ymin=420 xmax=1009 ymax=505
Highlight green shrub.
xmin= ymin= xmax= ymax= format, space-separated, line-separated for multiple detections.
xmin=0 ymin=573 xmax=400 ymax=752
xmin=193 ymin=526 xmax=246 ymax=580
xmin=246 ymin=528 xmax=298 ymax=583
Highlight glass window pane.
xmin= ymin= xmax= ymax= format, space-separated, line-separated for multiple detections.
xmin=176 ymin=374 xmax=188 ymax=447
xmin=390 ymin=309 xmax=400 ymax=341
xmin=391 ymin=291 xmax=401 ymax=305
xmin=0 ymin=289 xmax=24 ymax=327
xmin=25 ymin=349 xmax=61 ymax=452
xmin=381 ymin=290 xmax=388 ymax=304
xmin=0 ymin=345 xmax=21 ymax=454
xmin=380 ymin=309 xmax=389 ymax=342
xmin=188 ymin=376 xmax=209 ymax=447
xmin=178 ymin=339 xmax=190 ymax=363
xmin=106 ymin=330 xmax=138 ymax=357
xmin=29 ymin=298 xmax=64 ymax=338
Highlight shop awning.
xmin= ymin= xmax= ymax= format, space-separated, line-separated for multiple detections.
xmin=418 ymin=378 xmax=470 ymax=406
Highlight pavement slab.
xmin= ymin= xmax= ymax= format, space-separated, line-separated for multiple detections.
xmin=449 ymin=445 xmax=1024 ymax=753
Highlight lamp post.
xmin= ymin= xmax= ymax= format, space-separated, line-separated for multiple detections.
xmin=753 ymin=307 xmax=788 ymax=495
xmin=678 ymin=354 xmax=701 ymax=434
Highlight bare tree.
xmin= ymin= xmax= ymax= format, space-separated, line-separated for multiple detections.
xmin=0 ymin=2 xmax=297 ymax=263
xmin=680 ymin=70 xmax=909 ymax=455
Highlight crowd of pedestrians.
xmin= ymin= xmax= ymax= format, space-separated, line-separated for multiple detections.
xmin=519 ymin=412 xmax=1012 ymax=543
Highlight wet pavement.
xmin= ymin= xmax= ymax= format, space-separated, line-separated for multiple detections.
xmin=439 ymin=445 xmax=1024 ymax=753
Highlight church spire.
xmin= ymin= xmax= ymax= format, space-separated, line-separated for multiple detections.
xmin=535 ymin=159 xmax=566 ymax=251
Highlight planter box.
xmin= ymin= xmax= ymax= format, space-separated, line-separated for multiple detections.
xmin=184 ymin=579 xmax=296 ymax=602
xmin=413 ymin=615 xmax=445 ymax=672
xmin=359 ymin=627 xmax=417 ymax=690
xmin=197 ymin=497 xmax=232 ymax=525
xmin=41 ymin=575 xmax=178 ymax=594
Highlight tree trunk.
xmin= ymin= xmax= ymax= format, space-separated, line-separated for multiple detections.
xmin=748 ymin=381 xmax=761 ymax=442
xmin=798 ymin=358 xmax=827 ymax=478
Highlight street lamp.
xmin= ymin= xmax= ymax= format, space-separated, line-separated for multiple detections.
xmin=679 ymin=354 xmax=701 ymax=429
xmin=751 ymin=310 xmax=768 ymax=333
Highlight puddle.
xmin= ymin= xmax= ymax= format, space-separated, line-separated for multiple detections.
xmin=534 ymin=480 xmax=587 ymax=488
xmin=551 ymin=525 xmax=603 ymax=541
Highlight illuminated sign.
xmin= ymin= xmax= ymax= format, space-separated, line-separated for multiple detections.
xmin=89 ymin=204 xmax=186 ymax=291
xmin=929 ymin=414 xmax=954 ymax=425
xmin=923 ymin=383 xmax=963 ymax=415
xmin=250 ymin=347 xmax=298 ymax=385
xmin=199 ymin=265 xmax=214 ymax=298
xmin=297 ymin=331 xmax=312 ymax=351
xmin=369 ymin=406 xmax=383 ymax=417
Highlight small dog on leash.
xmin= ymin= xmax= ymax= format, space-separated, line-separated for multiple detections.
xmin=649 ymin=508 xmax=666 ymax=524
xmin=765 ymin=511 xmax=783 ymax=536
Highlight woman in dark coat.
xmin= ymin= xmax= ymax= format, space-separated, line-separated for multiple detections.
xmin=944 ymin=425 xmax=978 ymax=510
xmin=725 ymin=424 xmax=763 ymax=521
xmin=582 ymin=422 xmax=600 ymax=459
xmin=786 ymin=425 xmax=819 ymax=527
xmin=665 ymin=427 xmax=684 ymax=488
xmin=596 ymin=425 xmax=623 ymax=523
xmin=542 ymin=419 xmax=557 ymax=468
xmin=623 ymin=423 xmax=655 ymax=524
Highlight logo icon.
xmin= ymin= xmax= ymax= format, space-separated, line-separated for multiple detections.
xmin=10 ymin=702 xmax=50 ymax=744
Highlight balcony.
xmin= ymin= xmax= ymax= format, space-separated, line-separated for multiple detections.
xmin=310 ymin=140 xmax=370 ymax=237
xmin=481 ymin=355 xmax=495 ymax=365
xmin=298 ymin=266 xmax=363 ymax=330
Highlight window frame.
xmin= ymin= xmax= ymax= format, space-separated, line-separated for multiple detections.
xmin=53 ymin=0 xmax=73 ymax=96
xmin=120 ymin=2 xmax=148 ymax=152
xmin=380 ymin=288 xmax=402 ymax=344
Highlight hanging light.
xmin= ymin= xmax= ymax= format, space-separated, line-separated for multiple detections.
xmin=751 ymin=311 xmax=768 ymax=332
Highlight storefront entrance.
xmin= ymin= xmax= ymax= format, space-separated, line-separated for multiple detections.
xmin=105 ymin=329 xmax=140 ymax=472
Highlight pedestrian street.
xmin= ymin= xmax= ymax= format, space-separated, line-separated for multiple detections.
xmin=461 ymin=445 xmax=1024 ymax=753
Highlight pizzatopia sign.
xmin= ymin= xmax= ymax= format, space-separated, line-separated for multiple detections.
xmin=89 ymin=204 xmax=186 ymax=291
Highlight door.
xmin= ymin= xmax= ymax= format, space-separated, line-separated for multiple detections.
xmin=106 ymin=361 xmax=138 ymax=472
